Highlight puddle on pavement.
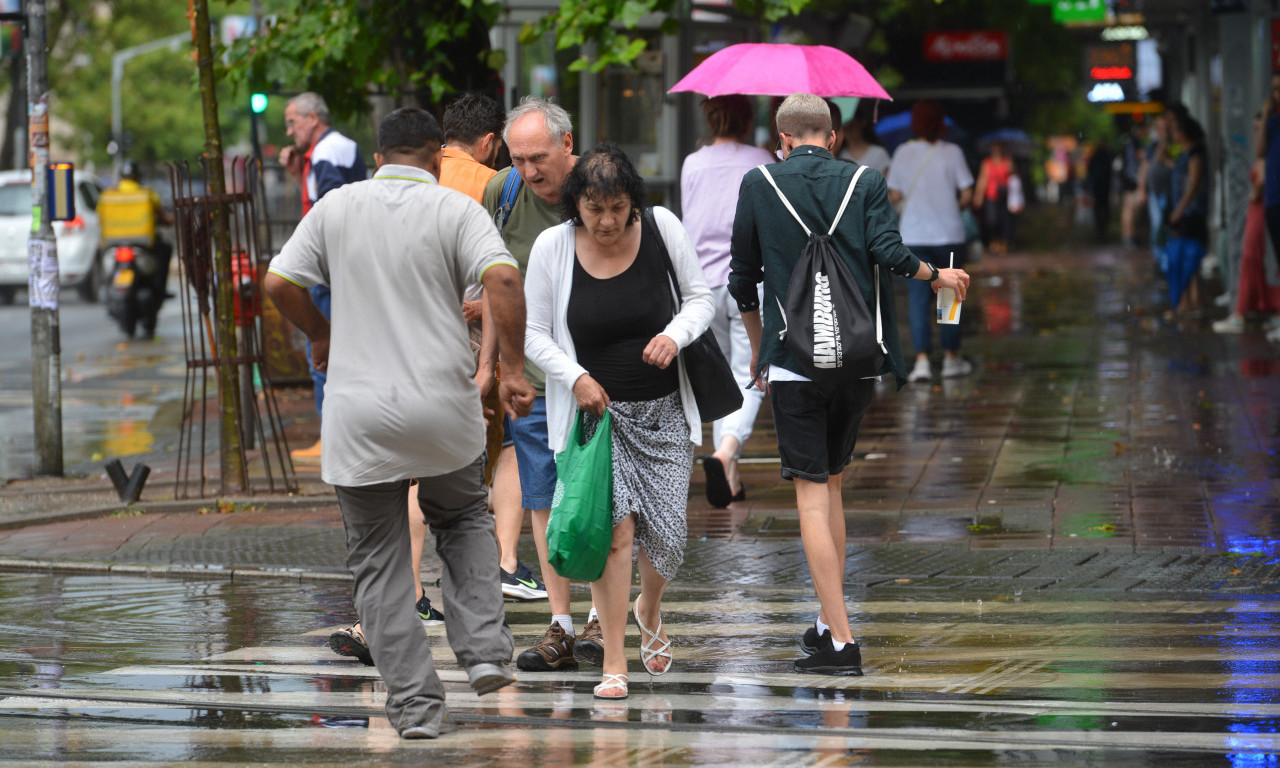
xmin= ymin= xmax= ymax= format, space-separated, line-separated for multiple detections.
xmin=1 ymin=572 xmax=1279 ymax=764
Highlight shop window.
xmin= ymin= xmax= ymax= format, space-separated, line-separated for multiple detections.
xmin=519 ymin=36 xmax=581 ymax=127
xmin=599 ymin=38 xmax=665 ymax=178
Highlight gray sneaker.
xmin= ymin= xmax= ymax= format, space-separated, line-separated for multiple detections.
xmin=908 ymin=358 xmax=931 ymax=383
xmin=941 ymin=356 xmax=973 ymax=378
xmin=467 ymin=662 xmax=516 ymax=695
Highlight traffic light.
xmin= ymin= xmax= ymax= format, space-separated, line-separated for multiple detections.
xmin=250 ymin=93 xmax=268 ymax=113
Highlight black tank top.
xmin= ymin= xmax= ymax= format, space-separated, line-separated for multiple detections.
xmin=566 ymin=223 xmax=680 ymax=402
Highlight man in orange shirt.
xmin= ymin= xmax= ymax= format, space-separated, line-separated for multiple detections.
xmin=440 ymin=93 xmax=505 ymax=202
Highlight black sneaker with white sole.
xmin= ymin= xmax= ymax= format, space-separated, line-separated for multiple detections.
xmin=794 ymin=640 xmax=863 ymax=676
xmin=800 ymin=625 xmax=830 ymax=655
xmin=501 ymin=561 xmax=549 ymax=601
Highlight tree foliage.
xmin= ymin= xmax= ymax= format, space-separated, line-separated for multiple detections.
xmin=223 ymin=0 xmax=503 ymax=122
xmin=523 ymin=0 xmax=810 ymax=73
xmin=37 ymin=0 xmax=254 ymax=171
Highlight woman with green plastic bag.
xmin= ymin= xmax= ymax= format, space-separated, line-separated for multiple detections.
xmin=525 ymin=143 xmax=714 ymax=700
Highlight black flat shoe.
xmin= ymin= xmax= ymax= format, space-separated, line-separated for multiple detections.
xmin=702 ymin=455 xmax=733 ymax=508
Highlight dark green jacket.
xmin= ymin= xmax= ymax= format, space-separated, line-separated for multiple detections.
xmin=728 ymin=146 xmax=921 ymax=387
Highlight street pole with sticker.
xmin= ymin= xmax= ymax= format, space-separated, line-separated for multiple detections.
xmin=26 ymin=0 xmax=62 ymax=476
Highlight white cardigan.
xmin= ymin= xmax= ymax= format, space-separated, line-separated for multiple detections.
xmin=524 ymin=205 xmax=715 ymax=453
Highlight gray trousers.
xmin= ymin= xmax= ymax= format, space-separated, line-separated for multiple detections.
xmin=335 ymin=454 xmax=513 ymax=734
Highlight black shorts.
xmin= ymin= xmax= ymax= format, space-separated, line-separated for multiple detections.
xmin=770 ymin=379 xmax=875 ymax=482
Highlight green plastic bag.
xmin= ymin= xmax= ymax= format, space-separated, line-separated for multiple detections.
xmin=546 ymin=410 xmax=614 ymax=582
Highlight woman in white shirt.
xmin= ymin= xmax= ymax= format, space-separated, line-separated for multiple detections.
xmin=887 ymin=100 xmax=975 ymax=383
xmin=525 ymin=143 xmax=714 ymax=700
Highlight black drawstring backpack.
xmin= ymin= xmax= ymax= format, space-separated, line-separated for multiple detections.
xmin=758 ymin=164 xmax=886 ymax=385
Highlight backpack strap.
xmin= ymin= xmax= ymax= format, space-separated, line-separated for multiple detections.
xmin=495 ymin=167 xmax=523 ymax=229
xmin=828 ymin=166 xmax=867 ymax=235
xmin=757 ymin=165 xmax=812 ymax=236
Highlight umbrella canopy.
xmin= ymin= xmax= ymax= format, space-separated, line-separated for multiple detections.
xmin=669 ymin=43 xmax=891 ymax=100
xmin=977 ymin=128 xmax=1036 ymax=157
xmin=874 ymin=111 xmax=966 ymax=154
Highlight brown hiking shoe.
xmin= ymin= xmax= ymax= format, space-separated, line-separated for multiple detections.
xmin=575 ymin=618 xmax=604 ymax=666
xmin=516 ymin=621 xmax=579 ymax=671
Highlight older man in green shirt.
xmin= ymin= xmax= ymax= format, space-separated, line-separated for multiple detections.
xmin=729 ymin=93 xmax=970 ymax=676
xmin=481 ymin=97 xmax=605 ymax=673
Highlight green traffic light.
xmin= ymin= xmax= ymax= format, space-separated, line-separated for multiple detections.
xmin=250 ymin=93 xmax=268 ymax=113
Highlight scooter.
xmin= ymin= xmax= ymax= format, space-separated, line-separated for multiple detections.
xmin=105 ymin=241 xmax=168 ymax=339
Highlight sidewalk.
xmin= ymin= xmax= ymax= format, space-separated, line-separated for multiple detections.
xmin=0 ymin=243 xmax=1278 ymax=576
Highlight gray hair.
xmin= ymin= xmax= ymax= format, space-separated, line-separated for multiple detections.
xmin=287 ymin=92 xmax=331 ymax=125
xmin=503 ymin=96 xmax=573 ymax=145
xmin=775 ymin=93 xmax=831 ymax=138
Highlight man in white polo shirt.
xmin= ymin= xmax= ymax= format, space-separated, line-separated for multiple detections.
xmin=265 ymin=107 xmax=534 ymax=739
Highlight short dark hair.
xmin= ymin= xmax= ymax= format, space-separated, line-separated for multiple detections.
xmin=560 ymin=142 xmax=647 ymax=227
xmin=378 ymin=107 xmax=442 ymax=156
xmin=826 ymin=99 xmax=842 ymax=132
xmin=443 ymin=93 xmax=505 ymax=145
xmin=702 ymin=95 xmax=753 ymax=140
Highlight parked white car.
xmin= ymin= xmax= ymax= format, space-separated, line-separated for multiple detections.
xmin=0 ymin=169 xmax=104 ymax=305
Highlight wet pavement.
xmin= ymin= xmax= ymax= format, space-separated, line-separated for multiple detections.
xmin=1 ymin=241 xmax=1279 ymax=763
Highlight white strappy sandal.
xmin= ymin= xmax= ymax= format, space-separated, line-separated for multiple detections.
xmin=593 ymin=673 xmax=629 ymax=699
xmin=633 ymin=596 xmax=672 ymax=676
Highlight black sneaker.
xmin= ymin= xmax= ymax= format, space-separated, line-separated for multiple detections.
xmin=416 ymin=596 xmax=445 ymax=626
xmin=800 ymin=625 xmax=830 ymax=656
xmin=501 ymin=561 xmax=549 ymax=601
xmin=794 ymin=641 xmax=863 ymax=676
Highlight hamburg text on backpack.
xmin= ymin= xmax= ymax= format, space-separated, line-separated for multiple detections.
xmin=758 ymin=164 xmax=887 ymax=384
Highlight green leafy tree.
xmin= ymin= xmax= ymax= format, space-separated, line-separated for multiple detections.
xmin=223 ymin=0 xmax=503 ymax=123
xmin=23 ymin=0 xmax=257 ymax=171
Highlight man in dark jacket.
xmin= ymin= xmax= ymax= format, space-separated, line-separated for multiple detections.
xmin=729 ymin=92 xmax=969 ymax=676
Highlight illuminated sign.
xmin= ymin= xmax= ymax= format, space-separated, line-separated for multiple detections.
xmin=1101 ymin=25 xmax=1149 ymax=41
xmin=1087 ymin=82 xmax=1125 ymax=102
xmin=1090 ymin=66 xmax=1133 ymax=80
xmin=923 ymin=31 xmax=1009 ymax=62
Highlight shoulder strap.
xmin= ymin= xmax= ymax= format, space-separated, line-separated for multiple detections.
xmin=828 ymin=166 xmax=867 ymax=235
xmin=497 ymin=168 xmax=523 ymax=228
xmin=902 ymin=142 xmax=938 ymax=207
xmin=645 ymin=208 xmax=682 ymax=308
xmin=757 ymin=166 xmax=812 ymax=236
xmin=758 ymin=164 xmax=866 ymax=236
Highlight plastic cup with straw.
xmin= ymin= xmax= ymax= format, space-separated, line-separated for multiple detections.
xmin=937 ymin=251 xmax=961 ymax=324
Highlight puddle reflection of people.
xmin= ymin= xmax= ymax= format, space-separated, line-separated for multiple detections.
xmin=524 ymin=145 xmax=713 ymax=699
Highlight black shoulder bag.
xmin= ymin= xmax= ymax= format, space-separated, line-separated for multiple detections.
xmin=643 ymin=208 xmax=744 ymax=423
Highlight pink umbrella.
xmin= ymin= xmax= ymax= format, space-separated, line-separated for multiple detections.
xmin=668 ymin=43 xmax=892 ymax=100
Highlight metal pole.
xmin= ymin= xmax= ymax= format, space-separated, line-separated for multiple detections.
xmin=110 ymin=33 xmax=187 ymax=182
xmin=26 ymin=0 xmax=61 ymax=476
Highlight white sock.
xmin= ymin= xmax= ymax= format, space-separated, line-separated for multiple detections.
xmin=552 ymin=614 xmax=575 ymax=638
xmin=815 ymin=618 xmax=830 ymax=636
xmin=830 ymin=639 xmax=848 ymax=652
xmin=587 ymin=606 xmax=599 ymax=623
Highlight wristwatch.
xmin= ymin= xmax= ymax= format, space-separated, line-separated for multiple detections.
xmin=926 ymin=263 xmax=940 ymax=283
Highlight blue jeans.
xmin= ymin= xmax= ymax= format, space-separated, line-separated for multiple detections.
xmin=305 ymin=284 xmax=332 ymax=417
xmin=905 ymin=243 xmax=964 ymax=356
